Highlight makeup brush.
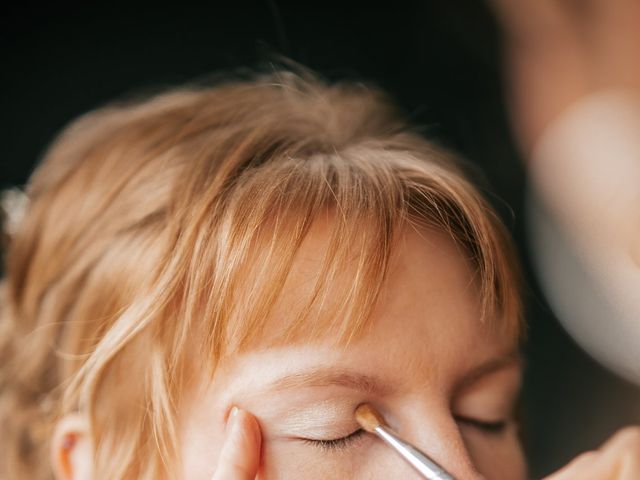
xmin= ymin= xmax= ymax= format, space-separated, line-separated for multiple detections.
xmin=354 ymin=403 xmax=455 ymax=480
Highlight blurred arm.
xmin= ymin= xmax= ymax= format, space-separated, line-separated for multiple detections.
xmin=530 ymin=89 xmax=640 ymax=267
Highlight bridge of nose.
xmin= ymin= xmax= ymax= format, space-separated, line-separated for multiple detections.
xmin=382 ymin=403 xmax=484 ymax=480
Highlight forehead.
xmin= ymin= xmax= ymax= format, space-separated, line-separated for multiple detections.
xmin=354 ymin=225 xmax=514 ymax=372
xmin=241 ymin=218 xmax=514 ymax=370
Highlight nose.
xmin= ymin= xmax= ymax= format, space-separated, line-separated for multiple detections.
xmin=380 ymin=408 xmax=485 ymax=480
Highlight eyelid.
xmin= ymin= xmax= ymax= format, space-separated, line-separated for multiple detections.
xmin=455 ymin=415 xmax=510 ymax=434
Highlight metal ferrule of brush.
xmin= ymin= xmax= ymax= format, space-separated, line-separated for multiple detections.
xmin=374 ymin=425 xmax=456 ymax=480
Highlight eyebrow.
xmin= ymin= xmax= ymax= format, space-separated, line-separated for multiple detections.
xmin=265 ymin=368 xmax=398 ymax=396
xmin=259 ymin=352 xmax=521 ymax=397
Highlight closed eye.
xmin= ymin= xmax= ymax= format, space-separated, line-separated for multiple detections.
xmin=301 ymin=428 xmax=366 ymax=451
xmin=455 ymin=415 xmax=508 ymax=434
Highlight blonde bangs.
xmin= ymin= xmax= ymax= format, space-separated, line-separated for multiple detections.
xmin=176 ymin=141 xmax=522 ymax=373
xmin=194 ymin=151 xmax=401 ymax=359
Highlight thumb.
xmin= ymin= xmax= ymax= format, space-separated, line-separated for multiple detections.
xmin=212 ymin=407 xmax=262 ymax=480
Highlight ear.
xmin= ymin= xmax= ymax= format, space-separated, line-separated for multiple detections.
xmin=50 ymin=413 xmax=93 ymax=480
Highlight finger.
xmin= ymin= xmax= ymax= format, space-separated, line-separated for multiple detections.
xmin=542 ymin=451 xmax=599 ymax=480
xmin=599 ymin=427 xmax=640 ymax=479
xmin=571 ymin=447 xmax=640 ymax=480
xmin=212 ymin=407 xmax=262 ymax=480
xmin=543 ymin=427 xmax=640 ymax=480
xmin=599 ymin=426 xmax=640 ymax=450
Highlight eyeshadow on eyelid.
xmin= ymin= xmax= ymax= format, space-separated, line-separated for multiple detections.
xmin=266 ymin=401 xmax=359 ymax=438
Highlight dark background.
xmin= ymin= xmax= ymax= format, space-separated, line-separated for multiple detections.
xmin=2 ymin=1 xmax=639 ymax=477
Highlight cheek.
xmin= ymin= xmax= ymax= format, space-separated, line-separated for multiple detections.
xmin=461 ymin=427 xmax=527 ymax=480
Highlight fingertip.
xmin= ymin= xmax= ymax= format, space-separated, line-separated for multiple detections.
xmin=213 ymin=407 xmax=262 ymax=480
xmin=244 ymin=410 xmax=262 ymax=451
xmin=231 ymin=407 xmax=262 ymax=451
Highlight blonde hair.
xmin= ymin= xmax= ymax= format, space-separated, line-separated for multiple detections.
xmin=0 ymin=71 xmax=522 ymax=479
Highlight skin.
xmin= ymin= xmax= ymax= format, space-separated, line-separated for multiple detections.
xmin=488 ymin=0 xmax=640 ymax=154
xmin=489 ymin=0 xmax=640 ymax=273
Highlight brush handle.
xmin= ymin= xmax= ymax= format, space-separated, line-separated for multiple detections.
xmin=375 ymin=426 xmax=455 ymax=480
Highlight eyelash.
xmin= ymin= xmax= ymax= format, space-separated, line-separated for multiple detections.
xmin=302 ymin=428 xmax=366 ymax=451
xmin=302 ymin=416 xmax=507 ymax=452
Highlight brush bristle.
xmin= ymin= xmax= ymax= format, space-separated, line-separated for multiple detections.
xmin=354 ymin=403 xmax=386 ymax=432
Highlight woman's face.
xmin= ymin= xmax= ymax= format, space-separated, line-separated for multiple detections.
xmin=179 ymin=226 xmax=526 ymax=479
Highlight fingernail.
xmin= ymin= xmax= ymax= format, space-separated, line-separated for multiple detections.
xmin=61 ymin=434 xmax=76 ymax=451
xmin=225 ymin=406 xmax=240 ymax=433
